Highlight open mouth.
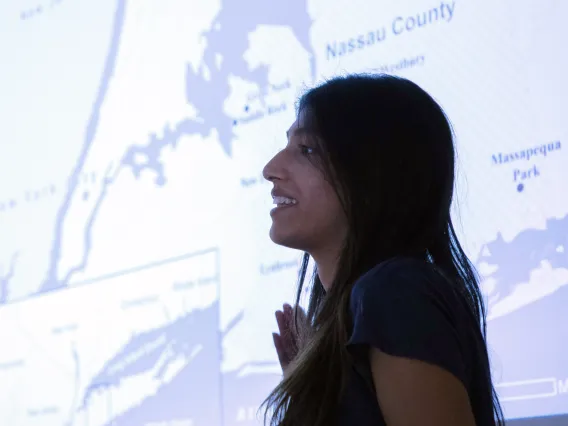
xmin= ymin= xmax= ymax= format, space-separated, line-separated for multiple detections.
xmin=271 ymin=196 xmax=298 ymax=213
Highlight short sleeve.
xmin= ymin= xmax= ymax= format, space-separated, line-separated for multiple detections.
xmin=347 ymin=258 xmax=470 ymax=388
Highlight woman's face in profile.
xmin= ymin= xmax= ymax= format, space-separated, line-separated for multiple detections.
xmin=262 ymin=118 xmax=347 ymax=255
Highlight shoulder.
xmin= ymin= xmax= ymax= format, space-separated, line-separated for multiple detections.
xmin=348 ymin=257 xmax=474 ymax=387
xmin=351 ymin=257 xmax=458 ymax=306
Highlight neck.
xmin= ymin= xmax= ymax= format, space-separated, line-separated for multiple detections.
xmin=311 ymin=246 xmax=341 ymax=291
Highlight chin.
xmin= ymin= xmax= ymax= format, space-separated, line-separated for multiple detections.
xmin=269 ymin=226 xmax=305 ymax=250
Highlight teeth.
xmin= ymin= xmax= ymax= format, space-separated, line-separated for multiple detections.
xmin=273 ymin=196 xmax=297 ymax=205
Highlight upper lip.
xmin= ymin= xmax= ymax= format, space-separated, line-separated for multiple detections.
xmin=271 ymin=188 xmax=297 ymax=200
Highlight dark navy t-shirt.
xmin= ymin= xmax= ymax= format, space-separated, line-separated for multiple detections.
xmin=339 ymin=257 xmax=495 ymax=425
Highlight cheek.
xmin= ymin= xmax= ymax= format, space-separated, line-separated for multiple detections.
xmin=305 ymin=183 xmax=345 ymax=227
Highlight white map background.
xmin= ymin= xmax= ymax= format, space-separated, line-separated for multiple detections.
xmin=0 ymin=0 xmax=567 ymax=424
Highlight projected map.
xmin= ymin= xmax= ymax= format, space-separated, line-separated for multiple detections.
xmin=0 ymin=0 xmax=567 ymax=424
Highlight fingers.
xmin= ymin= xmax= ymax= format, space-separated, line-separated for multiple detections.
xmin=294 ymin=305 xmax=307 ymax=324
xmin=278 ymin=304 xmax=294 ymax=336
xmin=274 ymin=302 xmax=311 ymax=374
xmin=283 ymin=304 xmax=293 ymax=328
xmin=275 ymin=310 xmax=288 ymax=336
xmin=284 ymin=305 xmax=300 ymax=347
xmin=272 ymin=332 xmax=290 ymax=368
xmin=274 ymin=305 xmax=297 ymax=368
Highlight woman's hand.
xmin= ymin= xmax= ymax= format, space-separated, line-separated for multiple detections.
xmin=273 ymin=303 xmax=307 ymax=377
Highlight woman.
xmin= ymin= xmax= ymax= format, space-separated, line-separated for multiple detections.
xmin=261 ymin=74 xmax=504 ymax=426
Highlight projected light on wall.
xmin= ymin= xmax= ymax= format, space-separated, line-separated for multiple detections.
xmin=0 ymin=0 xmax=567 ymax=425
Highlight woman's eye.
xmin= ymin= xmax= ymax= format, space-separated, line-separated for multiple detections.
xmin=300 ymin=145 xmax=314 ymax=155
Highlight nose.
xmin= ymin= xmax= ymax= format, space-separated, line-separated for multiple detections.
xmin=262 ymin=150 xmax=286 ymax=182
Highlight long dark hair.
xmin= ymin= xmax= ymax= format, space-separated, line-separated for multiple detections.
xmin=262 ymin=74 xmax=504 ymax=426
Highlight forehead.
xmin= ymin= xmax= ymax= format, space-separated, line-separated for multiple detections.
xmin=286 ymin=108 xmax=314 ymax=137
xmin=286 ymin=115 xmax=314 ymax=140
